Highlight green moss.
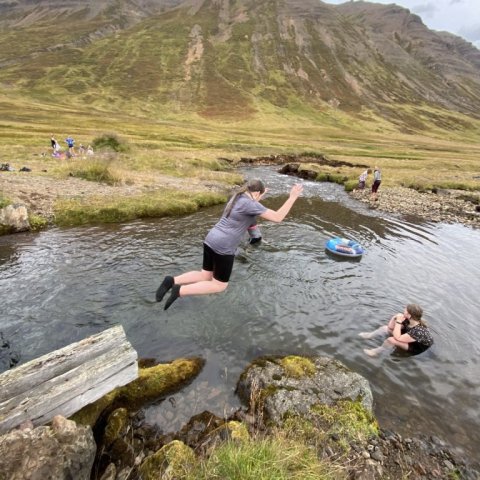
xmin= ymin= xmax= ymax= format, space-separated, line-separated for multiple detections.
xmin=310 ymin=400 xmax=379 ymax=447
xmin=138 ymin=440 xmax=196 ymax=480
xmin=206 ymin=421 xmax=250 ymax=445
xmin=103 ymin=408 xmax=128 ymax=448
xmin=71 ymin=358 xmax=204 ymax=427
xmin=279 ymin=356 xmax=316 ymax=379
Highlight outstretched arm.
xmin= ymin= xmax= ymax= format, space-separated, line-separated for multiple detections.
xmin=259 ymin=184 xmax=303 ymax=223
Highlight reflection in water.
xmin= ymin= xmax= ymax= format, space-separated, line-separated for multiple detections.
xmin=1 ymin=166 xmax=479 ymax=458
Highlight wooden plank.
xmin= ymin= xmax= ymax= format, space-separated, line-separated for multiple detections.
xmin=0 ymin=325 xmax=138 ymax=434
xmin=0 ymin=325 xmax=129 ymax=402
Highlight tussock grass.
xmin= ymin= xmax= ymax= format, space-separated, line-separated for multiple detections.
xmin=92 ymin=133 xmax=129 ymax=152
xmin=66 ymin=159 xmax=124 ymax=185
xmin=0 ymin=195 xmax=11 ymax=209
xmin=54 ymin=189 xmax=227 ymax=226
xmin=28 ymin=214 xmax=48 ymax=231
xmin=187 ymin=436 xmax=342 ymax=480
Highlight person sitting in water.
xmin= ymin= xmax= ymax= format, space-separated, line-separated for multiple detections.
xmin=155 ymin=178 xmax=303 ymax=310
xmin=360 ymin=304 xmax=433 ymax=357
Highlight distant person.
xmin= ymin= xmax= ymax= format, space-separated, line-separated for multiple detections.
xmin=357 ymin=168 xmax=372 ymax=190
xmin=86 ymin=145 xmax=94 ymax=156
xmin=65 ymin=136 xmax=75 ymax=155
xmin=50 ymin=134 xmax=58 ymax=152
xmin=155 ymin=179 xmax=303 ymax=310
xmin=360 ymin=304 xmax=434 ymax=357
xmin=371 ymin=166 xmax=381 ymax=200
xmin=78 ymin=144 xmax=85 ymax=155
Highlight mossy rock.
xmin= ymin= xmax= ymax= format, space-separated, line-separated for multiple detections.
xmin=279 ymin=355 xmax=316 ymax=378
xmin=103 ymin=408 xmax=129 ymax=448
xmin=202 ymin=420 xmax=250 ymax=449
xmin=71 ymin=357 xmax=205 ymax=427
xmin=138 ymin=440 xmax=196 ymax=480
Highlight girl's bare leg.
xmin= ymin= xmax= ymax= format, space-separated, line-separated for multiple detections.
xmin=174 ymin=269 xmax=213 ymax=285
xmin=364 ymin=337 xmax=409 ymax=357
xmin=358 ymin=325 xmax=389 ymax=339
xmin=179 ymin=278 xmax=228 ymax=296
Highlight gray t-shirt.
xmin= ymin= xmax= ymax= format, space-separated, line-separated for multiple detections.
xmin=204 ymin=194 xmax=267 ymax=255
xmin=374 ymin=169 xmax=382 ymax=181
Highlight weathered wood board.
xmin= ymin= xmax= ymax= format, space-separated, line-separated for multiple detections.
xmin=0 ymin=325 xmax=138 ymax=434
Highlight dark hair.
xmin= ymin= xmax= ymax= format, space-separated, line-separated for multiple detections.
xmin=224 ymin=179 xmax=265 ymax=218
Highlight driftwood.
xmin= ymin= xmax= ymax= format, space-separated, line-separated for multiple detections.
xmin=0 ymin=325 xmax=138 ymax=435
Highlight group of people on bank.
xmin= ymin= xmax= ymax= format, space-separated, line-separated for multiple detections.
xmin=50 ymin=134 xmax=93 ymax=158
xmin=357 ymin=165 xmax=382 ymax=200
xmin=155 ymin=176 xmax=433 ymax=357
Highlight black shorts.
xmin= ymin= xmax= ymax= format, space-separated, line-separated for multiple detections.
xmin=372 ymin=180 xmax=381 ymax=193
xmin=202 ymin=243 xmax=235 ymax=283
xmin=408 ymin=342 xmax=430 ymax=355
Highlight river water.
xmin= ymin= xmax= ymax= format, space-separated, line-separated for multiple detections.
xmin=1 ymin=166 xmax=479 ymax=458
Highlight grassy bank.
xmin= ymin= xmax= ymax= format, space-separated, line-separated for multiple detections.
xmin=55 ymin=189 xmax=227 ymax=226
xmin=1 ymin=96 xmax=479 ymax=228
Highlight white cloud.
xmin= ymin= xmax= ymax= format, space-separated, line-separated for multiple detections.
xmin=323 ymin=0 xmax=479 ymax=47
xmin=411 ymin=3 xmax=437 ymax=18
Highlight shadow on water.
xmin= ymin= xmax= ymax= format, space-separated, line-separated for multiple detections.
xmin=1 ymin=166 xmax=479 ymax=458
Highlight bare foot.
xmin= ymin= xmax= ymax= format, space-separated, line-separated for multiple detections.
xmin=364 ymin=348 xmax=381 ymax=357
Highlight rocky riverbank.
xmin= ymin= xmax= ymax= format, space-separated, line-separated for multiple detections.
xmin=1 ymin=354 xmax=478 ymax=479
xmin=1 ymin=155 xmax=479 ymax=234
xmin=350 ymin=186 xmax=480 ymax=226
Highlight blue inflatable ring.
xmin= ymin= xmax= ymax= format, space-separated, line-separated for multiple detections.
xmin=325 ymin=237 xmax=364 ymax=258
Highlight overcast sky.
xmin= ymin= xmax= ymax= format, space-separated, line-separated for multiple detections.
xmin=324 ymin=0 xmax=480 ymax=48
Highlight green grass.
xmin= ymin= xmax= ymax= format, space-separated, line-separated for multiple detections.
xmin=187 ymin=436 xmax=341 ymax=480
xmin=54 ymin=190 xmax=227 ymax=226
xmin=0 ymin=195 xmax=11 ymax=209
xmin=67 ymin=159 xmax=123 ymax=185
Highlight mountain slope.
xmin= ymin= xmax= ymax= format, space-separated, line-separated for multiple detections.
xmin=1 ymin=0 xmax=480 ymax=128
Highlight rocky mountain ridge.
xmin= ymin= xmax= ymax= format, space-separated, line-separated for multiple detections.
xmin=1 ymin=0 xmax=480 ymax=126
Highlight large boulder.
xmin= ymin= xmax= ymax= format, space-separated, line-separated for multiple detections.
xmin=236 ymin=355 xmax=373 ymax=425
xmin=0 ymin=415 xmax=96 ymax=480
xmin=0 ymin=204 xmax=30 ymax=234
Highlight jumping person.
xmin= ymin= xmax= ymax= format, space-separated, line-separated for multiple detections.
xmin=360 ymin=304 xmax=434 ymax=357
xmin=156 ymin=179 xmax=303 ymax=310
